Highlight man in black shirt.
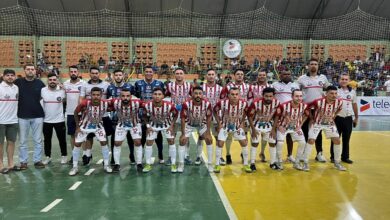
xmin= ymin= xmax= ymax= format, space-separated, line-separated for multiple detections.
xmin=15 ymin=64 xmax=46 ymax=170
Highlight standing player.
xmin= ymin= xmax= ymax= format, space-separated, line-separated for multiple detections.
xmin=298 ymin=58 xmax=330 ymax=162
xmin=142 ymin=88 xmax=178 ymax=173
xmin=111 ymin=89 xmax=143 ymax=172
xmin=134 ymin=66 xmax=165 ymax=163
xmin=213 ymin=88 xmax=251 ymax=173
xmin=179 ymin=86 xmax=213 ymax=172
xmin=247 ymin=87 xmax=279 ymax=171
xmin=274 ymin=89 xmax=310 ymax=171
xmin=272 ymin=70 xmax=300 ymax=163
xmin=69 ymin=87 xmax=112 ymax=176
xmin=307 ymin=86 xmax=346 ymax=171
xmin=165 ymin=68 xmax=192 ymax=164
xmin=106 ymin=69 xmax=135 ymax=165
xmin=220 ymin=69 xmax=252 ymax=164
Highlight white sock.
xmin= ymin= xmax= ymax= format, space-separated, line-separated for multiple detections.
xmin=197 ymin=140 xmax=203 ymax=158
xmin=85 ymin=149 xmax=92 ymax=157
xmin=185 ymin=143 xmax=190 ymax=158
xmin=242 ymin=146 xmax=249 ymax=165
xmin=303 ymin=143 xmax=313 ymax=163
xmin=215 ymin=147 xmax=222 ymax=165
xmin=226 ymin=137 xmax=232 ymax=155
xmin=72 ymin=147 xmax=81 ymax=168
xmin=113 ymin=146 xmax=121 ymax=165
xmin=295 ymin=141 xmax=305 ymax=162
xmin=207 ymin=145 xmax=213 ymax=164
xmin=333 ymin=144 xmax=341 ymax=163
xmin=169 ymin=145 xmax=177 ymax=164
xmin=145 ymin=145 xmax=153 ymax=164
xmin=269 ymin=146 xmax=277 ymax=164
xmin=178 ymin=145 xmax=185 ymax=163
xmin=101 ymin=145 xmax=110 ymax=166
xmin=135 ymin=146 xmax=142 ymax=164
xmin=260 ymin=140 xmax=267 ymax=154
xmin=250 ymin=146 xmax=257 ymax=164
xmin=276 ymin=142 xmax=283 ymax=162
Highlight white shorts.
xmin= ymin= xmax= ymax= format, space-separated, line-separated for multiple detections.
xmin=218 ymin=128 xmax=246 ymax=142
xmin=147 ymin=128 xmax=175 ymax=141
xmin=184 ymin=124 xmax=207 ymax=138
xmin=211 ymin=122 xmax=218 ymax=137
xmin=308 ymin=124 xmax=338 ymax=140
xmin=251 ymin=131 xmax=276 ymax=144
xmin=76 ymin=127 xmax=106 ymax=143
xmin=277 ymin=129 xmax=305 ymax=142
xmin=114 ymin=124 xmax=142 ymax=142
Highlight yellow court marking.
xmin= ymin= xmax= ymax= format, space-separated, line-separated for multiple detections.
xmin=209 ymin=131 xmax=390 ymax=220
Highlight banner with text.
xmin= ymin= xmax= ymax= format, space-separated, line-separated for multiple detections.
xmin=357 ymin=96 xmax=390 ymax=115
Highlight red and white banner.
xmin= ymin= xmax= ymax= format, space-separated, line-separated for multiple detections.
xmin=357 ymin=96 xmax=390 ymax=115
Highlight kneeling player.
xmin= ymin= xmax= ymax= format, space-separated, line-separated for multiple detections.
xmin=111 ymin=89 xmax=143 ymax=172
xmin=69 ymin=87 xmax=112 ymax=176
xmin=179 ymin=86 xmax=213 ymax=173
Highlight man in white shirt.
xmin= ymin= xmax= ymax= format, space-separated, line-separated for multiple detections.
xmin=42 ymin=73 xmax=67 ymax=165
xmin=0 ymin=69 xmax=19 ymax=174
xmin=383 ymin=77 xmax=390 ymax=96
xmin=330 ymin=74 xmax=358 ymax=164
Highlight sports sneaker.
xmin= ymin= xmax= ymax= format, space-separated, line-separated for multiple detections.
xmin=143 ymin=164 xmax=152 ymax=173
xmin=208 ymin=164 xmax=214 ymax=172
xmin=334 ymin=162 xmax=347 ymax=171
xmin=136 ymin=164 xmax=143 ymax=172
xmin=69 ymin=167 xmax=78 ymax=176
xmin=226 ymin=155 xmax=232 ymax=165
xmin=194 ymin=157 xmax=202 ymax=165
xmin=250 ymin=163 xmax=257 ymax=171
xmin=302 ymin=162 xmax=310 ymax=171
xmin=270 ymin=163 xmax=280 ymax=170
xmin=219 ymin=157 xmax=226 ymax=166
xmin=277 ymin=162 xmax=284 ymax=170
xmin=165 ymin=157 xmax=172 ymax=166
xmin=286 ymin=155 xmax=296 ymax=163
xmin=171 ymin=164 xmax=177 ymax=173
xmin=243 ymin=165 xmax=252 ymax=173
xmin=293 ymin=162 xmax=303 ymax=170
xmin=112 ymin=164 xmax=120 ymax=173
xmin=177 ymin=163 xmax=184 ymax=173
xmin=214 ymin=165 xmax=221 ymax=173
xmin=43 ymin=157 xmax=52 ymax=165
xmin=259 ymin=153 xmax=266 ymax=162
xmin=315 ymin=152 xmax=327 ymax=163
xmin=34 ymin=161 xmax=45 ymax=169
xmin=104 ymin=165 xmax=113 ymax=173
xmin=61 ymin=156 xmax=67 ymax=164
xmin=184 ymin=156 xmax=192 ymax=165
xmin=159 ymin=159 xmax=165 ymax=164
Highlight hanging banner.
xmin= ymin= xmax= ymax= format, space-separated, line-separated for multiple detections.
xmin=357 ymin=96 xmax=390 ymax=115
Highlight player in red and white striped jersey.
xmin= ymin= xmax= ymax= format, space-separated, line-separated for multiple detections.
xmin=220 ymin=69 xmax=252 ymax=165
xmin=179 ymin=86 xmax=213 ymax=173
xmin=247 ymin=87 xmax=279 ymax=172
xmin=307 ymin=86 xmax=347 ymax=171
xmin=274 ymin=89 xmax=310 ymax=171
xmin=70 ymin=87 xmax=113 ymax=176
xmin=213 ymin=87 xmax=251 ymax=173
xmin=111 ymin=89 xmax=143 ymax=173
xmin=142 ymin=88 xmax=179 ymax=173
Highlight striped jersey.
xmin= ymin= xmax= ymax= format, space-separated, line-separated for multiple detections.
xmin=220 ymin=82 xmax=252 ymax=101
xmin=214 ymin=99 xmax=248 ymax=129
xmin=111 ymin=98 xmax=142 ymax=127
xmin=309 ymin=98 xmax=343 ymax=125
xmin=249 ymin=83 xmax=272 ymax=99
xmin=297 ymin=74 xmax=329 ymax=103
xmin=181 ymin=99 xmax=212 ymax=127
xmin=142 ymin=100 xmax=178 ymax=130
xmin=277 ymin=101 xmax=308 ymax=130
xmin=202 ymin=83 xmax=223 ymax=108
xmin=76 ymin=99 xmax=111 ymax=130
xmin=165 ymin=81 xmax=192 ymax=109
xmin=248 ymin=98 xmax=280 ymax=128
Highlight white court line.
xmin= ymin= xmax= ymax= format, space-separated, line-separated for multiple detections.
xmin=96 ymin=159 xmax=103 ymax=165
xmin=68 ymin=181 xmax=82 ymax=190
xmin=192 ymin=133 xmax=238 ymax=220
xmin=84 ymin=168 xmax=95 ymax=176
xmin=40 ymin=199 xmax=63 ymax=212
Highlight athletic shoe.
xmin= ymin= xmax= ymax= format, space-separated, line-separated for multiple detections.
xmin=19 ymin=163 xmax=28 ymax=170
xmin=302 ymin=162 xmax=310 ymax=171
xmin=165 ymin=157 xmax=172 ymax=166
xmin=250 ymin=163 xmax=257 ymax=171
xmin=194 ymin=157 xmax=202 ymax=165
xmin=243 ymin=165 xmax=252 ymax=173
xmin=159 ymin=159 xmax=165 ymax=164
xmin=226 ymin=155 xmax=232 ymax=165
xmin=43 ymin=157 xmax=52 ymax=165
xmin=277 ymin=162 xmax=284 ymax=170
xmin=259 ymin=153 xmax=266 ymax=162
xmin=184 ymin=156 xmax=192 ymax=165
xmin=61 ymin=156 xmax=67 ymax=164
xmin=69 ymin=167 xmax=78 ymax=176
xmin=208 ymin=164 xmax=214 ymax=172
xmin=342 ymin=159 xmax=353 ymax=164
xmin=34 ymin=161 xmax=45 ymax=169
xmin=286 ymin=155 xmax=296 ymax=163
xmin=214 ymin=165 xmax=221 ymax=173
xmin=270 ymin=163 xmax=280 ymax=170
xmin=177 ymin=163 xmax=184 ymax=173
xmin=219 ymin=157 xmax=226 ymax=166
xmin=112 ymin=164 xmax=120 ymax=173
xmin=315 ymin=152 xmax=327 ymax=163
xmin=293 ymin=162 xmax=303 ymax=171
xmin=334 ymin=162 xmax=347 ymax=171
xmin=143 ymin=164 xmax=152 ymax=173
xmin=104 ymin=165 xmax=113 ymax=173
xmin=136 ymin=164 xmax=143 ymax=172
xmin=171 ymin=164 xmax=177 ymax=173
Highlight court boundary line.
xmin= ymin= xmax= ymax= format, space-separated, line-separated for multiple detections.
xmin=40 ymin=199 xmax=63 ymax=212
xmin=192 ymin=133 xmax=238 ymax=220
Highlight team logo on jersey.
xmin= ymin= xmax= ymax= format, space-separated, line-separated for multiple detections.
xmin=57 ymin=97 xmax=62 ymax=102
xmin=78 ymin=86 xmax=82 ymax=91
xmin=347 ymin=95 xmax=351 ymax=99
xmin=360 ymin=99 xmax=370 ymax=112
xmin=319 ymin=81 xmax=324 ymax=86
xmin=4 ymin=94 xmax=10 ymax=99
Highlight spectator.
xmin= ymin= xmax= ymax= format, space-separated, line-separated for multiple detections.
xmin=231 ymin=58 xmax=238 ymax=70
xmin=171 ymin=61 xmax=178 ymax=71
xmin=98 ymin=57 xmax=106 ymax=72
xmin=108 ymin=57 xmax=116 ymax=73
xmin=79 ymin=56 xmax=86 ymax=70
xmin=178 ymin=58 xmax=185 ymax=69
xmin=160 ymin=61 xmax=169 ymax=74
xmin=383 ymin=76 xmax=390 ymax=96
